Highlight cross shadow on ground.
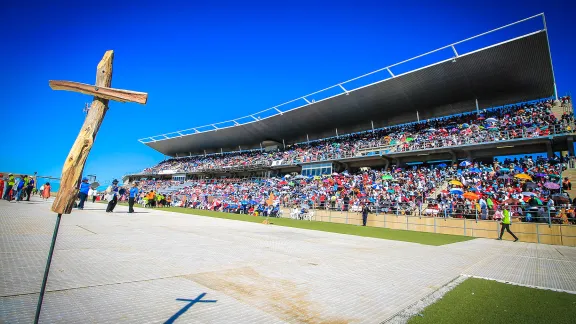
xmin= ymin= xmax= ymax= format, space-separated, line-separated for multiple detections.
xmin=165 ymin=293 xmax=217 ymax=324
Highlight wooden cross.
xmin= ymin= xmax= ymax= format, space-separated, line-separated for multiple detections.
xmin=49 ymin=50 xmax=148 ymax=214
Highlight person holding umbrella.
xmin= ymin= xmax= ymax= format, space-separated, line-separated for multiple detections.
xmin=498 ymin=203 xmax=519 ymax=242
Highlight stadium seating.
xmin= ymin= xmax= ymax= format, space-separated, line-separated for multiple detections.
xmin=128 ymin=155 xmax=575 ymax=225
xmin=141 ymin=97 xmax=573 ymax=174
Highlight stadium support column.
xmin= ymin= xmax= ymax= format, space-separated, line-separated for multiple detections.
xmin=416 ymin=111 xmax=420 ymax=122
xmin=475 ymin=98 xmax=480 ymax=114
xmin=371 ymin=121 xmax=375 ymax=132
xmin=282 ymin=139 xmax=285 ymax=150
xmin=449 ymin=150 xmax=457 ymax=165
xmin=382 ymin=157 xmax=390 ymax=171
xmin=546 ymin=141 xmax=554 ymax=159
xmin=307 ymin=134 xmax=310 ymax=143
xmin=542 ymin=13 xmax=559 ymax=100
xmin=567 ymin=137 xmax=575 ymax=157
xmin=335 ymin=128 xmax=338 ymax=137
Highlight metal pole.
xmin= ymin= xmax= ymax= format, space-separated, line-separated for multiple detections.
xmin=542 ymin=13 xmax=559 ymax=100
xmin=335 ymin=128 xmax=338 ymax=137
xmin=416 ymin=111 xmax=420 ymax=122
xmin=35 ymin=213 xmax=62 ymax=324
xmin=475 ymin=98 xmax=480 ymax=113
xmin=307 ymin=134 xmax=310 ymax=143
xmin=282 ymin=139 xmax=285 ymax=150
xmin=371 ymin=120 xmax=375 ymax=132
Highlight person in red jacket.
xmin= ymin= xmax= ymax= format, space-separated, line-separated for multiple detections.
xmin=0 ymin=174 xmax=4 ymax=199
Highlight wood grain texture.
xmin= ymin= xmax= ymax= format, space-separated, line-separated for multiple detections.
xmin=51 ymin=50 xmax=115 ymax=214
xmin=49 ymin=80 xmax=148 ymax=104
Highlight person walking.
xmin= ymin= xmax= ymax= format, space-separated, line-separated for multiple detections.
xmin=0 ymin=174 xmax=4 ymax=201
xmin=77 ymin=177 xmax=90 ymax=209
xmin=25 ymin=176 xmax=35 ymax=201
xmin=42 ymin=182 xmax=51 ymax=200
xmin=498 ymin=204 xmax=519 ymax=242
xmin=3 ymin=174 xmax=14 ymax=201
xmin=128 ymin=182 xmax=138 ymax=213
xmin=105 ymin=179 xmax=119 ymax=213
xmin=15 ymin=176 xmax=25 ymax=202
xmin=90 ymin=188 xmax=97 ymax=203
xmin=361 ymin=204 xmax=370 ymax=226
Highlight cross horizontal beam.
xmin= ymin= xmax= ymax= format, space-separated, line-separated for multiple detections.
xmin=49 ymin=80 xmax=148 ymax=104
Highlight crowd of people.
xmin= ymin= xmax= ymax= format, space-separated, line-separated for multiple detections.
xmin=121 ymin=152 xmax=576 ymax=227
xmin=0 ymin=174 xmax=51 ymax=202
xmin=431 ymin=156 xmax=575 ymax=224
xmin=141 ymin=97 xmax=573 ymax=175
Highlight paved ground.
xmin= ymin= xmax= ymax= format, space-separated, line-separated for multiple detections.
xmin=1 ymin=197 xmax=575 ymax=324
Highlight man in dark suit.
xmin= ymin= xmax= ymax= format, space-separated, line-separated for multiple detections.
xmin=362 ymin=204 xmax=370 ymax=226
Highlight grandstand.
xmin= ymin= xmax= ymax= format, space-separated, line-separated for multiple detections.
xmin=121 ymin=14 xmax=576 ymax=246
xmin=128 ymin=14 xmax=572 ymax=182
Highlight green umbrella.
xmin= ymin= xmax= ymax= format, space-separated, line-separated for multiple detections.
xmin=534 ymin=197 xmax=543 ymax=205
xmin=406 ymin=137 xmax=414 ymax=142
xmin=382 ymin=174 xmax=393 ymax=180
xmin=549 ymin=174 xmax=561 ymax=178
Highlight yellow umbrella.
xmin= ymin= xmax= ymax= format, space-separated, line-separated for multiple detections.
xmin=449 ymin=180 xmax=463 ymax=186
xmin=514 ymin=174 xmax=532 ymax=181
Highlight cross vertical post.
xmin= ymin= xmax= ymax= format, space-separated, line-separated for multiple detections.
xmin=35 ymin=50 xmax=148 ymax=324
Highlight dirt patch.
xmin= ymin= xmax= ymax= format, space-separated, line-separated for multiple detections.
xmin=184 ymin=266 xmax=354 ymax=324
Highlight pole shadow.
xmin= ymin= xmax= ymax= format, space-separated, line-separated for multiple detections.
xmin=165 ymin=293 xmax=217 ymax=324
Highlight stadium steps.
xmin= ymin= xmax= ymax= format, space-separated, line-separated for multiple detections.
xmin=551 ymin=105 xmax=565 ymax=119
xmin=561 ymin=168 xmax=576 ymax=199
xmin=422 ymin=180 xmax=449 ymax=211
xmin=550 ymin=101 xmax=572 ymax=119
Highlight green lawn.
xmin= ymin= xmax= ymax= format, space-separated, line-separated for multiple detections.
xmin=409 ymin=278 xmax=576 ymax=324
xmin=111 ymin=202 xmax=472 ymax=246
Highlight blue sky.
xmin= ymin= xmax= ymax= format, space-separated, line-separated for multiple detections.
xmin=1 ymin=0 xmax=574 ymax=185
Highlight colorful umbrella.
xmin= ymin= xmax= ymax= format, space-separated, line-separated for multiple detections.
xmin=522 ymin=192 xmax=537 ymax=197
xmin=382 ymin=174 xmax=393 ymax=180
xmin=459 ymin=161 xmax=472 ymax=167
xmin=463 ymin=192 xmax=479 ymax=200
xmin=544 ymin=182 xmax=560 ymax=190
xmin=469 ymin=168 xmax=481 ymax=173
xmin=515 ymin=174 xmax=533 ymax=181
xmin=486 ymin=118 xmax=498 ymax=123
xmin=450 ymin=188 xmax=464 ymax=195
xmin=499 ymin=168 xmax=510 ymax=172
xmin=551 ymin=194 xmax=570 ymax=204
xmin=449 ymin=180 xmax=463 ymax=186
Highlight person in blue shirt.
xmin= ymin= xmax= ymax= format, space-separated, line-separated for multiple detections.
xmin=77 ymin=177 xmax=90 ymax=209
xmin=128 ymin=182 xmax=139 ymax=213
xmin=15 ymin=176 xmax=25 ymax=202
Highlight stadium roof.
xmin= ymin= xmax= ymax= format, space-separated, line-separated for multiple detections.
xmin=141 ymin=14 xmax=556 ymax=157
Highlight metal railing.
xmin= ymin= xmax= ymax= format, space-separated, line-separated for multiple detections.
xmin=283 ymin=203 xmax=575 ymax=245
xmin=138 ymin=14 xmax=547 ymax=145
